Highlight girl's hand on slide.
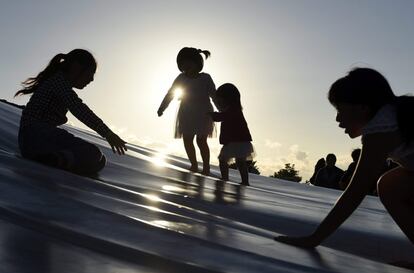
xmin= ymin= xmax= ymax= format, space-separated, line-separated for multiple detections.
xmin=106 ymin=133 xmax=127 ymax=155
xmin=273 ymin=235 xmax=320 ymax=249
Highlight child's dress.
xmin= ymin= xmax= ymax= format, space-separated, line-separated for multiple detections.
xmin=362 ymin=104 xmax=414 ymax=170
xmin=159 ymin=73 xmax=216 ymax=138
xmin=211 ymin=106 xmax=254 ymax=162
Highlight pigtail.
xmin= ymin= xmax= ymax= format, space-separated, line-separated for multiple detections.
xmin=198 ymin=49 xmax=211 ymax=59
xmin=15 ymin=53 xmax=66 ymax=96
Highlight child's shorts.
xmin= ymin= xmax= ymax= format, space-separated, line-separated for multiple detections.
xmin=218 ymin=142 xmax=255 ymax=163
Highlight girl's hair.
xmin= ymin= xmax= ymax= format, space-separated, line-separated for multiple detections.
xmin=176 ymin=47 xmax=210 ymax=73
xmin=216 ymin=83 xmax=242 ymax=110
xmin=15 ymin=49 xmax=97 ymax=96
xmin=328 ymin=67 xmax=414 ymax=143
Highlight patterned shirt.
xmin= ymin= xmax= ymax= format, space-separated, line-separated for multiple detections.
xmin=20 ymin=71 xmax=112 ymax=138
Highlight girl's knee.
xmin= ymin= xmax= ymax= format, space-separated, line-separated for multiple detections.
xmin=82 ymin=144 xmax=103 ymax=162
xmin=196 ymin=136 xmax=207 ymax=146
xmin=219 ymin=160 xmax=228 ymax=167
xmin=377 ymin=173 xmax=403 ymax=203
xmin=71 ymin=144 xmax=104 ymax=174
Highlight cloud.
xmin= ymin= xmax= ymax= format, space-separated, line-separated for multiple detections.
xmin=289 ymin=144 xmax=308 ymax=163
xmin=265 ymin=139 xmax=282 ymax=149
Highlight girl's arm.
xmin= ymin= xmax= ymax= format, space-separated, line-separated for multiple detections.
xmin=157 ymin=88 xmax=175 ymax=116
xmin=158 ymin=75 xmax=181 ymax=116
xmin=275 ymin=132 xmax=397 ymax=248
xmin=57 ymin=86 xmax=127 ymax=155
xmin=206 ymin=74 xmax=218 ymax=109
xmin=209 ymin=111 xmax=226 ymax=122
xmin=57 ymin=85 xmax=112 ymax=138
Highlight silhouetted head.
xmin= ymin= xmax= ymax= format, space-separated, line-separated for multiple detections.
xmin=216 ymin=83 xmax=242 ymax=110
xmin=176 ymin=47 xmax=210 ymax=74
xmin=325 ymin=153 xmax=337 ymax=167
xmin=314 ymin=158 xmax=326 ymax=171
xmin=351 ymin=148 xmax=361 ymax=162
xmin=328 ymin=68 xmax=395 ymax=112
xmin=328 ymin=68 xmax=397 ymax=138
xmin=16 ymin=49 xmax=97 ymax=96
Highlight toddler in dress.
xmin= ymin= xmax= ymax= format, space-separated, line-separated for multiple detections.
xmin=209 ymin=83 xmax=254 ymax=186
xmin=158 ymin=47 xmax=216 ymax=175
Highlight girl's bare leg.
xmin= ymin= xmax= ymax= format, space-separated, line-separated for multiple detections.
xmin=377 ymin=167 xmax=414 ymax=244
xmin=196 ymin=135 xmax=210 ymax=175
xmin=183 ymin=134 xmax=197 ymax=172
xmin=236 ymin=158 xmax=249 ymax=186
xmin=219 ymin=160 xmax=229 ymax=181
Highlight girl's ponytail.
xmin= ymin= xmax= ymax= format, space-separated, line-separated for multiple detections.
xmin=198 ymin=49 xmax=211 ymax=59
xmin=15 ymin=49 xmax=96 ymax=97
xmin=15 ymin=53 xmax=66 ymax=97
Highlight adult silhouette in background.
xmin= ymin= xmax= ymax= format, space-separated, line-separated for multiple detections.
xmin=339 ymin=148 xmax=361 ymax=190
xmin=313 ymin=153 xmax=344 ymax=190
xmin=15 ymin=49 xmax=127 ymax=175
xmin=308 ymin=158 xmax=326 ymax=184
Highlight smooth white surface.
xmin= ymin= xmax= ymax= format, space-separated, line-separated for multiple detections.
xmin=0 ymin=101 xmax=413 ymax=273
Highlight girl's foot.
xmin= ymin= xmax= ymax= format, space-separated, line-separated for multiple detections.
xmin=189 ymin=165 xmax=198 ymax=172
xmin=241 ymin=182 xmax=250 ymax=186
xmin=201 ymin=163 xmax=210 ymax=175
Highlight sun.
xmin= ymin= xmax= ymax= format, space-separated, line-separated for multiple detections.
xmin=174 ymin=87 xmax=183 ymax=99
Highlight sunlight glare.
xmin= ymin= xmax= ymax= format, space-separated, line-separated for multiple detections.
xmin=162 ymin=185 xmax=185 ymax=193
xmin=145 ymin=194 xmax=162 ymax=202
xmin=150 ymin=153 xmax=167 ymax=167
xmin=174 ymin=87 xmax=183 ymax=99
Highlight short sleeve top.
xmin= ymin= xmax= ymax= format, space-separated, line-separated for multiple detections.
xmin=362 ymin=104 xmax=414 ymax=170
xmin=361 ymin=104 xmax=398 ymax=135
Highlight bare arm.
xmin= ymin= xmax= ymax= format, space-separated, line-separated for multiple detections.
xmin=157 ymin=88 xmax=175 ymax=116
xmin=158 ymin=75 xmax=181 ymax=116
xmin=206 ymin=75 xmax=218 ymax=109
xmin=275 ymin=132 xmax=398 ymax=247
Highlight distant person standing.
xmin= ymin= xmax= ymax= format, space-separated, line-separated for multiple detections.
xmin=309 ymin=158 xmax=326 ymax=184
xmin=16 ymin=49 xmax=127 ymax=175
xmin=313 ymin=153 xmax=344 ymax=189
xmin=209 ymin=83 xmax=254 ymax=186
xmin=157 ymin=47 xmax=216 ymax=175
xmin=339 ymin=148 xmax=361 ymax=190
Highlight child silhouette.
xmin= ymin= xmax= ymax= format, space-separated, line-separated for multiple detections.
xmin=158 ymin=47 xmax=216 ymax=175
xmin=209 ymin=83 xmax=254 ymax=186
xmin=274 ymin=68 xmax=414 ymax=269
xmin=16 ymin=49 xmax=127 ymax=175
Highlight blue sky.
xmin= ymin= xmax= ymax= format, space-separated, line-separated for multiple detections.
xmin=1 ymin=0 xmax=413 ymax=179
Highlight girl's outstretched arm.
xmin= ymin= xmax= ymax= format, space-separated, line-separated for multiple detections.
xmin=274 ymin=132 xmax=398 ymax=248
xmin=157 ymin=89 xmax=174 ymax=116
xmin=158 ymin=75 xmax=182 ymax=116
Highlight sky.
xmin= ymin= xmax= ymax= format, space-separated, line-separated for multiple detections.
xmin=1 ymin=0 xmax=413 ymax=180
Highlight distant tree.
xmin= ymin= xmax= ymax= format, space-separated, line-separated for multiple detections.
xmin=229 ymin=160 xmax=260 ymax=175
xmin=270 ymin=163 xmax=302 ymax=182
